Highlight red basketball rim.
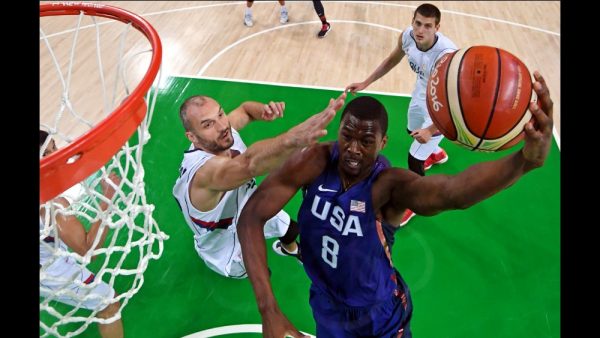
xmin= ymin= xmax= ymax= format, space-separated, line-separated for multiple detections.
xmin=40 ymin=2 xmax=162 ymax=203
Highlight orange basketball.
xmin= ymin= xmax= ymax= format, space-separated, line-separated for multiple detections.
xmin=426 ymin=46 xmax=533 ymax=151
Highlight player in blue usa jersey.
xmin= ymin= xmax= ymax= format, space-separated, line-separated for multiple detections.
xmin=238 ymin=71 xmax=553 ymax=338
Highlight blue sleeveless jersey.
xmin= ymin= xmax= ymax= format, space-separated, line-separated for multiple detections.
xmin=298 ymin=143 xmax=398 ymax=307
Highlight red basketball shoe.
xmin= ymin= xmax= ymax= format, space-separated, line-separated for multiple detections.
xmin=424 ymin=148 xmax=449 ymax=170
xmin=400 ymin=209 xmax=416 ymax=227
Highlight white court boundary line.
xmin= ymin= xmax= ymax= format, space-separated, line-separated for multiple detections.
xmin=196 ymin=19 xmax=401 ymax=76
xmin=343 ymin=1 xmax=560 ymax=36
xmin=40 ymin=2 xmax=241 ymax=39
xmin=40 ymin=1 xmax=560 ymax=39
xmin=190 ymin=16 xmax=561 ymax=150
xmin=172 ymin=73 xmax=412 ymax=98
xmin=173 ymin=73 xmax=561 ymax=150
xmin=553 ymin=125 xmax=561 ymax=150
xmin=181 ymin=324 xmax=315 ymax=338
xmin=41 ymin=1 xmax=561 ymax=149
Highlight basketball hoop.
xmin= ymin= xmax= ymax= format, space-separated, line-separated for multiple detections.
xmin=40 ymin=3 xmax=167 ymax=337
xmin=40 ymin=2 xmax=162 ymax=203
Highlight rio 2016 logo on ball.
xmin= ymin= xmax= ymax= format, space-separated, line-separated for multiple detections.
xmin=426 ymin=45 xmax=533 ymax=152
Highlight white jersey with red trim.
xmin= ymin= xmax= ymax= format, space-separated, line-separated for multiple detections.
xmin=39 ymin=181 xmax=88 ymax=269
xmin=40 ymin=179 xmax=117 ymax=310
xmin=40 ymin=212 xmax=114 ymax=310
xmin=401 ymin=26 xmax=457 ymax=104
xmin=172 ymin=128 xmax=258 ymax=275
xmin=40 ymin=216 xmax=70 ymax=269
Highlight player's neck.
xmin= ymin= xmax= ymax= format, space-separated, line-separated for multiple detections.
xmin=218 ymin=148 xmax=233 ymax=157
xmin=193 ymin=143 xmax=232 ymax=157
xmin=340 ymin=170 xmax=370 ymax=191
xmin=417 ymin=35 xmax=437 ymax=51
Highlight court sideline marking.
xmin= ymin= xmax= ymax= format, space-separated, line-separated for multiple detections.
xmin=40 ymin=1 xmax=561 ymax=149
xmin=181 ymin=324 xmax=315 ymax=338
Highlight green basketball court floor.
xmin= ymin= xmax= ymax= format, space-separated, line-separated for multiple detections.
xmin=43 ymin=76 xmax=560 ymax=338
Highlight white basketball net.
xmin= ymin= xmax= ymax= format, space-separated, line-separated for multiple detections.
xmin=40 ymin=7 xmax=168 ymax=338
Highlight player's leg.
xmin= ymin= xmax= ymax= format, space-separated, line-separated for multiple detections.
xmin=407 ymin=99 xmax=444 ymax=175
xmin=193 ymin=230 xmax=246 ymax=278
xmin=264 ymin=210 xmax=301 ymax=261
xmin=97 ymin=294 xmax=124 ymax=338
xmin=244 ymin=0 xmax=254 ymax=27
xmin=310 ymin=281 xmax=411 ymax=338
xmin=373 ymin=270 xmax=414 ymax=338
xmin=73 ymin=270 xmax=123 ymax=338
xmin=403 ymin=133 xmax=442 ymax=226
xmin=41 ymin=260 xmax=123 ymax=338
xmin=313 ymin=0 xmax=331 ymax=37
xmin=408 ymin=132 xmax=444 ymax=173
xmin=401 ymin=101 xmax=427 ymax=226
xmin=420 ymin=112 xmax=448 ymax=171
xmin=278 ymin=0 xmax=288 ymax=24
xmin=308 ymin=286 xmax=353 ymax=338
xmin=422 ymin=135 xmax=447 ymax=170
xmin=277 ymin=221 xmax=299 ymax=254
xmin=225 ymin=250 xmax=249 ymax=279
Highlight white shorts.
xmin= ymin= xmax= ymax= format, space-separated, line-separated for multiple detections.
xmin=407 ymin=99 xmax=444 ymax=161
xmin=40 ymin=257 xmax=115 ymax=311
xmin=198 ymin=210 xmax=291 ymax=279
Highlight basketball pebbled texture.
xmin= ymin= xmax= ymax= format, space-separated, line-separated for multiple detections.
xmin=426 ymin=45 xmax=533 ymax=151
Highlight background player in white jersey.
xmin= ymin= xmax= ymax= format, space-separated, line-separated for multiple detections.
xmin=39 ymin=130 xmax=123 ymax=338
xmin=172 ymin=93 xmax=346 ymax=278
xmin=346 ymin=3 xmax=457 ymax=226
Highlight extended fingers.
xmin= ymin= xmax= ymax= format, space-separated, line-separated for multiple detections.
xmin=275 ymin=101 xmax=285 ymax=117
xmin=265 ymin=101 xmax=285 ymax=119
xmin=313 ymin=129 xmax=328 ymax=139
xmin=327 ymin=98 xmax=334 ymax=108
xmin=528 ymin=100 xmax=551 ymax=135
xmin=533 ymin=71 xmax=547 ymax=89
xmin=529 ymin=71 xmax=554 ymax=134
xmin=318 ymin=106 xmax=336 ymax=126
xmin=335 ymin=91 xmax=347 ymax=109
xmin=323 ymin=92 xmax=347 ymax=114
xmin=532 ymin=71 xmax=553 ymax=120
xmin=263 ymin=104 xmax=274 ymax=118
xmin=524 ymin=119 xmax=536 ymax=137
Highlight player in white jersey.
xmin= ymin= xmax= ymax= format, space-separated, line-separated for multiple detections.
xmin=346 ymin=3 xmax=457 ymax=226
xmin=40 ymin=130 xmax=123 ymax=338
xmin=172 ymin=92 xmax=347 ymax=278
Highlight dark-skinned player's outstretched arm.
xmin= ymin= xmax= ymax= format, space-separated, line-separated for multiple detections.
xmin=237 ymin=71 xmax=553 ymax=338
xmin=378 ymin=72 xmax=553 ymax=225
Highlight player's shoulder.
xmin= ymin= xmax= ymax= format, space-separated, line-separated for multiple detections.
xmin=375 ymin=166 xmax=418 ymax=186
xmin=279 ymin=143 xmax=332 ymax=179
xmin=293 ymin=142 xmax=332 ymax=166
xmin=230 ymin=127 xmax=248 ymax=150
xmin=183 ymin=147 xmax=212 ymax=165
xmin=435 ymin=32 xmax=458 ymax=50
xmin=231 ymin=127 xmax=243 ymax=141
xmin=400 ymin=26 xmax=413 ymax=45
xmin=267 ymin=143 xmax=332 ymax=187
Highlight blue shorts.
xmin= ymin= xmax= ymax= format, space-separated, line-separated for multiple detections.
xmin=309 ymin=270 xmax=413 ymax=338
